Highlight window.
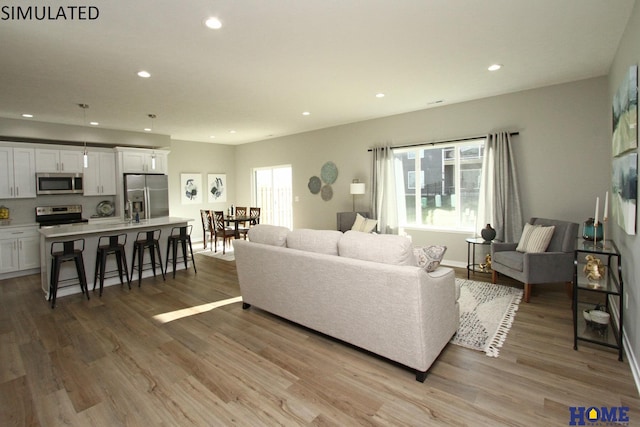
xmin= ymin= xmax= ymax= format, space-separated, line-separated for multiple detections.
xmin=393 ymin=139 xmax=485 ymax=230
xmin=253 ymin=165 xmax=293 ymax=229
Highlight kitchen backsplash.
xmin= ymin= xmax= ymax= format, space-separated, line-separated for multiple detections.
xmin=0 ymin=195 xmax=117 ymax=226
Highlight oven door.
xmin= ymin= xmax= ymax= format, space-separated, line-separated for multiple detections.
xmin=36 ymin=173 xmax=84 ymax=195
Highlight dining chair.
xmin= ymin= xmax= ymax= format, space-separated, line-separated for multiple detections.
xmin=200 ymin=209 xmax=213 ymax=249
xmin=212 ymin=211 xmax=236 ymax=254
xmin=249 ymin=207 xmax=261 ymax=226
xmin=234 ymin=206 xmax=249 ymax=239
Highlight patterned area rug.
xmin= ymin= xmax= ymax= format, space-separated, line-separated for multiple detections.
xmin=450 ymin=278 xmax=523 ymax=357
xmin=196 ymin=247 xmax=235 ymax=261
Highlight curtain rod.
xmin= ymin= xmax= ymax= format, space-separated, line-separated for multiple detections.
xmin=367 ymin=131 xmax=519 ymax=151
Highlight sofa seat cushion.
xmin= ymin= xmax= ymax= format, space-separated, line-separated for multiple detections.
xmin=493 ymin=251 xmax=523 ymax=272
xmin=338 ymin=230 xmax=416 ymax=266
xmin=286 ymin=229 xmax=343 ymax=255
xmin=247 ymin=224 xmax=289 ymax=247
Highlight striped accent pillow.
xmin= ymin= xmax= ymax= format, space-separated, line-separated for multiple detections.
xmin=516 ymin=223 xmax=555 ymax=253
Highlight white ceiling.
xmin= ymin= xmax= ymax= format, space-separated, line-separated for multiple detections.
xmin=0 ymin=0 xmax=635 ymax=145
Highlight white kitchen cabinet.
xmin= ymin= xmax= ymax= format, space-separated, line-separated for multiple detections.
xmin=84 ymin=151 xmax=117 ymax=196
xmin=36 ymin=148 xmax=84 ymax=172
xmin=120 ymin=149 xmax=168 ymax=174
xmin=0 ymin=226 xmax=40 ymax=274
xmin=0 ymin=146 xmax=36 ymax=199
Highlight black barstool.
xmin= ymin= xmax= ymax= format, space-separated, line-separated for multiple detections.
xmin=130 ymin=229 xmax=165 ymax=286
xmin=93 ymin=233 xmax=131 ymax=296
xmin=165 ymin=225 xmax=197 ymax=278
xmin=49 ymin=239 xmax=89 ymax=308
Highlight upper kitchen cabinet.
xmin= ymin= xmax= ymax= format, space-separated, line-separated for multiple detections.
xmin=0 ymin=146 xmax=36 ymax=199
xmin=36 ymin=148 xmax=84 ymax=173
xmin=84 ymin=151 xmax=117 ymax=196
xmin=116 ymin=147 xmax=169 ymax=174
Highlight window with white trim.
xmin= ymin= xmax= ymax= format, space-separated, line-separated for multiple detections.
xmin=393 ymin=139 xmax=485 ymax=230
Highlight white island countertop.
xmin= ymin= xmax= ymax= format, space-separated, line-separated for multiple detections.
xmin=38 ymin=217 xmax=194 ymax=239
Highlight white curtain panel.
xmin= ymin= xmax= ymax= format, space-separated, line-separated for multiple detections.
xmin=370 ymin=145 xmax=399 ymax=234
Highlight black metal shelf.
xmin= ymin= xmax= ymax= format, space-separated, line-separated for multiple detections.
xmin=573 ymin=239 xmax=623 ymax=361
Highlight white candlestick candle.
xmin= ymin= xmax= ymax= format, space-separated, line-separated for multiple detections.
xmin=595 ymin=197 xmax=599 ymax=225
xmin=604 ymin=191 xmax=609 ymax=221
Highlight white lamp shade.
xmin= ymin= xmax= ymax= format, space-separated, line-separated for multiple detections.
xmin=350 ymin=182 xmax=365 ymax=195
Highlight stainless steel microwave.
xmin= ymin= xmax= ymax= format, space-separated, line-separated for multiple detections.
xmin=36 ymin=173 xmax=84 ymax=195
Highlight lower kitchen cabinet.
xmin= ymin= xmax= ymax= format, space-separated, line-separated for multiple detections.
xmin=0 ymin=226 xmax=40 ymax=274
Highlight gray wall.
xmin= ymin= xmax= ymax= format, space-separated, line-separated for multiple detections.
xmin=608 ymin=0 xmax=640 ymax=388
xmin=234 ymin=77 xmax=611 ymax=265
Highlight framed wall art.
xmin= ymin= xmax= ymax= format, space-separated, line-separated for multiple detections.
xmin=611 ymin=64 xmax=638 ymax=235
xmin=181 ymin=173 xmax=202 ymax=204
xmin=208 ymin=173 xmax=227 ymax=203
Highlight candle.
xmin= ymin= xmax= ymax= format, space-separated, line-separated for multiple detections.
xmin=604 ymin=191 xmax=609 ymax=220
xmin=595 ymin=196 xmax=599 ymax=225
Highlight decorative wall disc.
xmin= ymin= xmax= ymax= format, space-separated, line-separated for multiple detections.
xmin=320 ymin=161 xmax=338 ymax=184
xmin=308 ymin=176 xmax=321 ymax=194
xmin=320 ymin=184 xmax=333 ymax=201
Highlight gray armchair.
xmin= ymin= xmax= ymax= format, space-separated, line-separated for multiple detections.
xmin=336 ymin=211 xmax=371 ymax=232
xmin=491 ymin=217 xmax=578 ymax=303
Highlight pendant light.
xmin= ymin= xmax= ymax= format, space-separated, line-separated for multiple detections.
xmin=148 ymin=114 xmax=157 ymax=170
xmin=78 ymin=103 xmax=89 ymax=168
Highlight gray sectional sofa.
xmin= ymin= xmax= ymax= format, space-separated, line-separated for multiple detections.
xmin=233 ymin=225 xmax=459 ymax=382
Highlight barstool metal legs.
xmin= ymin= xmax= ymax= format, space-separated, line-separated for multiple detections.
xmin=131 ymin=229 xmax=165 ymax=287
xmin=165 ymin=225 xmax=197 ymax=278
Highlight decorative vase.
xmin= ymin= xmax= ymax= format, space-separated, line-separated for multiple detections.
xmin=481 ymin=224 xmax=496 ymax=242
xmin=582 ymin=218 xmax=603 ymax=241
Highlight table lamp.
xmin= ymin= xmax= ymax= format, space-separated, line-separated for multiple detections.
xmin=350 ymin=179 xmax=365 ymax=211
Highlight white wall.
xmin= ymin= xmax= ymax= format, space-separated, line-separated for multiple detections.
xmin=608 ymin=0 xmax=640 ymax=391
xmin=234 ymin=77 xmax=611 ymax=266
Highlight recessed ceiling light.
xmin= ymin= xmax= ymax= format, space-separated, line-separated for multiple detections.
xmin=302 ymin=111 xmax=310 ymax=116
xmin=144 ymin=127 xmax=151 ymax=132
xmin=137 ymin=70 xmax=151 ymax=78
xmin=205 ymin=17 xmax=222 ymax=29
xmin=209 ymin=135 xmax=216 ymax=139
xmin=488 ymin=64 xmax=502 ymax=71
xmin=376 ymin=93 xmax=385 ymax=98
xmin=90 ymin=121 xmax=99 ymax=126
xmin=21 ymin=113 xmax=33 ymax=118
xmin=229 ymin=130 xmax=236 ymax=134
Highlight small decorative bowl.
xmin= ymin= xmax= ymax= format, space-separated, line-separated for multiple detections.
xmin=589 ymin=309 xmax=610 ymax=325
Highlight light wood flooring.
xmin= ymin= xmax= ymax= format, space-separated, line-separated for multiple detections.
xmin=1 ymin=253 xmax=638 ymax=426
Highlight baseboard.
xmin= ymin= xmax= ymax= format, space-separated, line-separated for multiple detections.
xmin=610 ymin=300 xmax=640 ymax=395
xmin=441 ymin=260 xmax=466 ymax=269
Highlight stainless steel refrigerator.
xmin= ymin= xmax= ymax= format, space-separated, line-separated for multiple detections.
xmin=124 ymin=174 xmax=169 ymax=220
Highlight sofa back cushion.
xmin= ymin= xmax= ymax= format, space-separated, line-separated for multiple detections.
xmin=287 ymin=229 xmax=343 ymax=255
xmin=247 ymin=224 xmax=289 ymax=247
xmin=338 ymin=230 xmax=416 ymax=266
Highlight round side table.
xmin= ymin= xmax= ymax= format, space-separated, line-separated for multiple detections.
xmin=466 ymin=237 xmax=492 ymax=279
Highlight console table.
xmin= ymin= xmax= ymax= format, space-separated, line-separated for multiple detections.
xmin=572 ymin=239 xmax=623 ymax=361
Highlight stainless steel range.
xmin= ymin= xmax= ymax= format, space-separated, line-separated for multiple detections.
xmin=35 ymin=205 xmax=89 ymax=228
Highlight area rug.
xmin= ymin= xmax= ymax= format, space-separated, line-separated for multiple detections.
xmin=196 ymin=247 xmax=235 ymax=261
xmin=450 ymin=278 xmax=523 ymax=357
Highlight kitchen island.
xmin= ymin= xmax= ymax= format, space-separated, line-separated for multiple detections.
xmin=39 ymin=217 xmax=193 ymax=300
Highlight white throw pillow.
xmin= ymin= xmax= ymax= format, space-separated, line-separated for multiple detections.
xmin=413 ymin=245 xmax=447 ymax=272
xmin=516 ymin=223 xmax=555 ymax=253
xmin=351 ymin=213 xmax=377 ymax=233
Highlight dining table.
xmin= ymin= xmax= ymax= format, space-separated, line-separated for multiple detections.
xmin=225 ymin=215 xmax=252 ymax=238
